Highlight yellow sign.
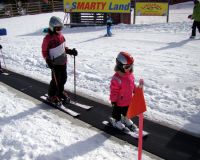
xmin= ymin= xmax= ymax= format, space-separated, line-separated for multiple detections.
xmin=135 ymin=2 xmax=168 ymax=16
xmin=63 ymin=0 xmax=131 ymax=13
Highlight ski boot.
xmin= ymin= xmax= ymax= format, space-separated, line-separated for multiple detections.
xmin=60 ymin=91 xmax=71 ymax=104
xmin=47 ymin=96 xmax=62 ymax=106
xmin=109 ymin=117 xmax=126 ymax=130
xmin=190 ymin=35 xmax=195 ymax=39
xmin=0 ymin=64 xmax=3 ymax=73
xmin=121 ymin=116 xmax=138 ymax=132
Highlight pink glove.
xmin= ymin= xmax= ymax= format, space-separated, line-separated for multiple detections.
xmin=139 ymin=79 xmax=144 ymax=88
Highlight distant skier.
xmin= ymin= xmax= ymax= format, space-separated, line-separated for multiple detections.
xmin=106 ymin=14 xmax=112 ymax=37
xmin=42 ymin=16 xmax=78 ymax=105
xmin=109 ymin=52 xmax=144 ymax=131
xmin=188 ymin=0 xmax=200 ymax=39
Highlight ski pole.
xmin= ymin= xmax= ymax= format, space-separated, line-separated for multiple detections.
xmin=51 ymin=57 xmax=60 ymax=96
xmin=74 ymin=55 xmax=77 ymax=102
xmin=51 ymin=68 xmax=63 ymax=106
xmin=0 ymin=49 xmax=7 ymax=70
xmin=52 ymin=68 xmax=59 ymax=89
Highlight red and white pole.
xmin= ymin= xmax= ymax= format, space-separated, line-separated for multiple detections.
xmin=138 ymin=113 xmax=144 ymax=160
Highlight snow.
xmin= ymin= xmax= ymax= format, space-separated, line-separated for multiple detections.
xmin=1 ymin=84 xmax=153 ymax=160
xmin=0 ymin=1 xmax=200 ymax=159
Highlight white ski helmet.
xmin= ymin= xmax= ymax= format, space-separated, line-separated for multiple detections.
xmin=49 ymin=16 xmax=64 ymax=32
xmin=115 ymin=52 xmax=134 ymax=72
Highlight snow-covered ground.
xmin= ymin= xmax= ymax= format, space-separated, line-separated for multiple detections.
xmin=0 ymin=1 xmax=200 ymax=159
xmin=0 ymin=83 xmax=157 ymax=160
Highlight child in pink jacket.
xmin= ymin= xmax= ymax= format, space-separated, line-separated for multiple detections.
xmin=109 ymin=52 xmax=143 ymax=130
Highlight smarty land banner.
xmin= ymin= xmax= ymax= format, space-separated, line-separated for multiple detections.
xmin=63 ymin=0 xmax=131 ymax=13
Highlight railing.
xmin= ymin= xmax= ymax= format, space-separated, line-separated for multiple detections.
xmin=0 ymin=1 xmax=63 ymax=18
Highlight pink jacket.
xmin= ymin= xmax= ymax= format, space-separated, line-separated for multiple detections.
xmin=110 ymin=72 xmax=135 ymax=107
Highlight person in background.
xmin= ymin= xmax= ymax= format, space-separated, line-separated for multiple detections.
xmin=42 ymin=16 xmax=78 ymax=105
xmin=188 ymin=0 xmax=200 ymax=39
xmin=109 ymin=52 xmax=144 ymax=131
xmin=106 ymin=14 xmax=112 ymax=37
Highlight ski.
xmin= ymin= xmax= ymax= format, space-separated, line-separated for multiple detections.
xmin=0 ymin=69 xmax=9 ymax=75
xmin=70 ymin=101 xmax=93 ymax=110
xmin=1 ymin=72 xmax=9 ymax=75
xmin=102 ymin=120 xmax=149 ymax=139
xmin=45 ymin=93 xmax=93 ymax=110
xmin=40 ymin=95 xmax=80 ymax=117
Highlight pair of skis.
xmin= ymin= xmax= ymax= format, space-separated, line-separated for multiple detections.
xmin=43 ymin=93 xmax=92 ymax=110
xmin=40 ymin=94 xmax=93 ymax=117
xmin=102 ymin=120 xmax=149 ymax=139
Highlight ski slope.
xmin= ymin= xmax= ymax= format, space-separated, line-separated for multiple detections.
xmin=0 ymin=1 xmax=200 ymax=159
xmin=1 ymin=2 xmax=199 ymax=136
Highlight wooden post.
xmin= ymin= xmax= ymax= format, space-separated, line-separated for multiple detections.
xmin=167 ymin=0 xmax=170 ymax=23
xmin=120 ymin=13 xmax=123 ymax=23
xmin=133 ymin=0 xmax=136 ymax=24
xmin=39 ymin=1 xmax=41 ymax=13
xmin=52 ymin=0 xmax=54 ymax=11
xmin=10 ymin=4 xmax=13 ymax=17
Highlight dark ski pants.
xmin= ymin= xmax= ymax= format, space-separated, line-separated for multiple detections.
xmin=191 ymin=21 xmax=200 ymax=36
xmin=112 ymin=106 xmax=128 ymax=121
xmin=48 ymin=65 xmax=67 ymax=98
xmin=107 ymin=25 xmax=112 ymax=36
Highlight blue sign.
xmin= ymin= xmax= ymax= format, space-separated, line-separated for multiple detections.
xmin=0 ymin=28 xmax=7 ymax=36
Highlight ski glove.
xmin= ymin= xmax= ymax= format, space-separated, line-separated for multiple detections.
xmin=139 ymin=79 xmax=144 ymax=88
xmin=188 ymin=15 xmax=192 ymax=19
xmin=111 ymin=102 xmax=117 ymax=107
xmin=66 ymin=48 xmax=78 ymax=56
xmin=46 ymin=58 xmax=54 ymax=69
xmin=72 ymin=48 xmax=78 ymax=56
xmin=0 ymin=45 xmax=2 ymax=49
